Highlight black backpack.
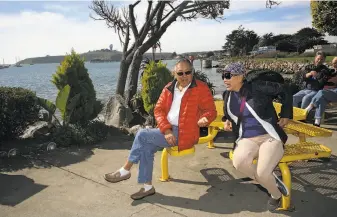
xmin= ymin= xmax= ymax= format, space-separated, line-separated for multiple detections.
xmin=244 ymin=69 xmax=285 ymax=101
xmin=245 ymin=69 xmax=285 ymax=84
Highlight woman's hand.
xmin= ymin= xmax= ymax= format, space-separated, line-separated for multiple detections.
xmin=223 ymin=120 xmax=232 ymax=131
xmin=164 ymin=129 xmax=176 ymax=146
xmin=278 ymin=118 xmax=289 ymax=128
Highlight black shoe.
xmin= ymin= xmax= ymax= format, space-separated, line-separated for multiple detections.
xmin=268 ymin=197 xmax=281 ymax=211
xmin=273 ymin=172 xmax=289 ymax=196
xmin=313 ymin=123 xmax=320 ymax=127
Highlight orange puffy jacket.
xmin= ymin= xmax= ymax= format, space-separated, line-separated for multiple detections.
xmin=154 ymin=78 xmax=217 ymax=151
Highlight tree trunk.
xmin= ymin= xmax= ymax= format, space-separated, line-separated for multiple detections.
xmin=152 ymin=47 xmax=156 ymax=61
xmin=125 ymin=49 xmax=143 ymax=105
xmin=115 ymin=59 xmax=131 ymax=96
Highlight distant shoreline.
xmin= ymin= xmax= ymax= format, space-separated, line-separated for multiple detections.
xmin=17 ymin=50 xmax=175 ymax=65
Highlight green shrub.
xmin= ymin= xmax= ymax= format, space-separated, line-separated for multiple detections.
xmin=141 ymin=60 xmax=173 ymax=115
xmin=51 ymin=49 xmax=102 ymax=126
xmin=50 ymin=120 xmax=109 ymax=147
xmin=0 ymin=87 xmax=40 ymax=141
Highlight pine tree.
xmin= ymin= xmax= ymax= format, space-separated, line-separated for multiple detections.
xmin=51 ymin=49 xmax=102 ymax=125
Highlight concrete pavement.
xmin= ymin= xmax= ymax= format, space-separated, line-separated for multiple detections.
xmin=1 ymin=130 xmax=337 ymax=217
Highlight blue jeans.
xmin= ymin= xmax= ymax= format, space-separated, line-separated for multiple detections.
xmin=128 ymin=126 xmax=178 ymax=183
xmin=293 ymin=89 xmax=317 ymax=108
xmin=311 ymin=88 xmax=337 ymax=119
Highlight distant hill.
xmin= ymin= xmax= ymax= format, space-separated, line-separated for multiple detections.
xmin=18 ymin=50 xmax=175 ymax=64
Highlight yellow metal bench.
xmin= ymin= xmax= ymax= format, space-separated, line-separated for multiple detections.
xmin=284 ymin=120 xmax=332 ymax=142
xmin=228 ymin=142 xmax=332 ymax=211
xmin=198 ymin=100 xmax=321 ymax=148
xmin=273 ymin=102 xmax=308 ymax=121
xmin=159 ymin=99 xmax=332 ymax=211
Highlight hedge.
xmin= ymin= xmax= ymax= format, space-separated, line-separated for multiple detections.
xmin=0 ymin=87 xmax=40 ymax=141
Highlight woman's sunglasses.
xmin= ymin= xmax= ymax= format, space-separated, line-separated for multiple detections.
xmin=222 ymin=72 xmax=238 ymax=80
xmin=177 ymin=71 xmax=192 ymax=76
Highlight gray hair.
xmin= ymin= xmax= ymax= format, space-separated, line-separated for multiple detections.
xmin=175 ymin=58 xmax=195 ymax=73
xmin=316 ymin=51 xmax=326 ymax=59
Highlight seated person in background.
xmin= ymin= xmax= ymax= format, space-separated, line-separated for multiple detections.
xmin=305 ymin=57 xmax=337 ymax=126
xmin=103 ymin=58 xmax=216 ymax=200
xmin=222 ymin=63 xmax=293 ymax=211
xmin=293 ymin=51 xmax=331 ymax=109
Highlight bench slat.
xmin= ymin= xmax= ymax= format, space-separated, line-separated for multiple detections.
xmin=273 ymin=102 xmax=307 ymax=121
xmin=229 ymin=142 xmax=331 ymax=164
xmin=285 ymin=120 xmax=332 ymax=137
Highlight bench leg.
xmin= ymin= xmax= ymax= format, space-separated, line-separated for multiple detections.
xmin=160 ymin=148 xmax=169 ymax=182
xmin=298 ymin=133 xmax=306 ymax=143
xmin=208 ymin=127 xmax=215 ymax=149
xmin=278 ymin=162 xmax=292 ymax=211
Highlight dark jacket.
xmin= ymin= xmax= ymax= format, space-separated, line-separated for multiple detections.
xmin=222 ymin=80 xmax=293 ymax=148
xmin=302 ymin=64 xmax=331 ymax=91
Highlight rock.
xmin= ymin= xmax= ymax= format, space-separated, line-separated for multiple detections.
xmin=129 ymin=109 xmax=147 ymax=126
xmin=144 ymin=115 xmax=155 ymax=127
xmin=128 ymin=125 xmax=144 ymax=136
xmin=21 ymin=121 xmax=53 ymax=139
xmin=203 ymin=59 xmax=212 ymax=68
xmin=104 ymin=94 xmax=133 ymax=128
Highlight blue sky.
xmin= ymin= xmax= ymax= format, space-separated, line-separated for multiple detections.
xmin=0 ymin=1 xmax=335 ymax=64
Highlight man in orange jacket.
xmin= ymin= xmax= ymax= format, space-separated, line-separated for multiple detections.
xmin=104 ymin=58 xmax=217 ymax=200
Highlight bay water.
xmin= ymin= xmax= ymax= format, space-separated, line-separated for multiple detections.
xmin=0 ymin=60 xmax=225 ymax=103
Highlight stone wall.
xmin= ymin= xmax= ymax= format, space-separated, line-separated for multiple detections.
xmin=217 ymin=60 xmax=311 ymax=74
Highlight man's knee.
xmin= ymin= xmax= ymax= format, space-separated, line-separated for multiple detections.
xmin=134 ymin=128 xmax=159 ymax=149
xmin=293 ymin=94 xmax=302 ymax=105
xmin=135 ymin=128 xmax=148 ymax=138
xmin=316 ymin=90 xmax=324 ymax=98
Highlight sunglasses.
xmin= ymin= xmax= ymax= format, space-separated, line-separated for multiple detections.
xmin=177 ymin=71 xmax=192 ymax=76
xmin=222 ymin=72 xmax=238 ymax=80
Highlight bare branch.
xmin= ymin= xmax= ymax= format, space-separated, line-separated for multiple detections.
xmin=181 ymin=3 xmax=211 ymax=15
xmin=118 ymin=30 xmax=124 ymax=46
xmin=129 ymin=1 xmax=140 ymax=38
xmin=132 ymin=0 xmax=141 ymax=8
xmin=123 ymin=26 xmax=130 ymax=54
xmin=266 ymin=0 xmax=280 ymax=8
xmin=161 ymin=2 xmax=187 ymax=22
xmin=139 ymin=1 xmax=165 ymax=43
xmin=168 ymin=2 xmax=187 ymax=19
xmin=140 ymin=1 xmax=189 ymax=54
xmin=146 ymin=1 xmax=152 ymax=22
xmin=155 ymin=2 xmax=166 ymax=31
xmin=89 ymin=1 xmax=129 ymax=39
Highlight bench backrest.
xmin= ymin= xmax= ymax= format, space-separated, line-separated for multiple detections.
xmin=213 ymin=100 xmax=307 ymax=121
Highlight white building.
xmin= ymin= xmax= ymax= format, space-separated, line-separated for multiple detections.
xmin=314 ymin=43 xmax=337 ymax=54
xmin=250 ymin=46 xmax=276 ymax=55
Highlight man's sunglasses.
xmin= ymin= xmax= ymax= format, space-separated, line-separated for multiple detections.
xmin=177 ymin=71 xmax=192 ymax=76
xmin=222 ymin=72 xmax=238 ymax=80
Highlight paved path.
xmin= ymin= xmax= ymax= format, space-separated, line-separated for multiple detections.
xmin=1 ymin=131 xmax=337 ymax=217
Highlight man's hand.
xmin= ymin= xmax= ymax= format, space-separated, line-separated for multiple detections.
xmin=164 ymin=129 xmax=176 ymax=146
xmin=223 ymin=120 xmax=232 ymax=131
xmin=278 ymin=118 xmax=289 ymax=128
xmin=310 ymin=71 xmax=318 ymax=77
xmin=306 ymin=71 xmax=317 ymax=78
xmin=197 ymin=117 xmax=209 ymax=127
